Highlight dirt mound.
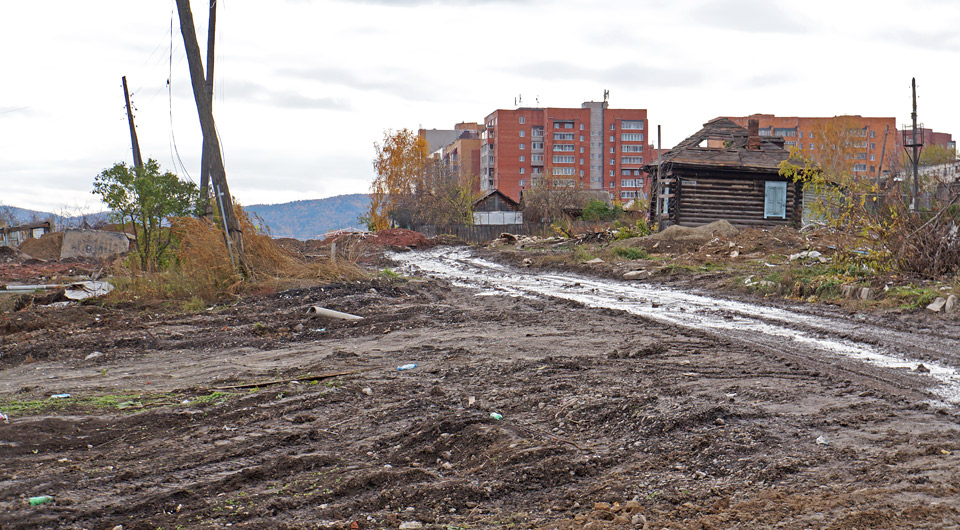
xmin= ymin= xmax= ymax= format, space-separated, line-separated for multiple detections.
xmin=649 ymin=220 xmax=739 ymax=243
xmin=18 ymin=232 xmax=63 ymax=260
xmin=0 ymin=246 xmax=20 ymax=261
xmin=370 ymin=228 xmax=432 ymax=249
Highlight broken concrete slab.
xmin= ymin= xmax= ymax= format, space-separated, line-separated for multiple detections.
xmin=927 ymin=297 xmax=947 ymax=313
xmin=623 ymin=270 xmax=646 ymax=280
xmin=585 ymin=258 xmax=604 ymax=265
xmin=946 ymin=295 xmax=957 ymax=313
xmin=60 ymin=229 xmax=130 ymax=260
xmin=859 ymin=287 xmax=873 ymax=301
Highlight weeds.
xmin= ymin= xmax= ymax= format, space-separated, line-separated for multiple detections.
xmin=612 ymin=247 xmax=649 ymax=260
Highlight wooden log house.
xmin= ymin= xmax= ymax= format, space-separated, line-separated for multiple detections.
xmin=647 ymin=118 xmax=802 ymax=228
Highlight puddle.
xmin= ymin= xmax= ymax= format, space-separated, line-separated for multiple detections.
xmin=391 ymin=247 xmax=960 ymax=405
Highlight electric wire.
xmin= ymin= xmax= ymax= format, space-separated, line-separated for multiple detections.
xmin=168 ymin=3 xmax=196 ymax=184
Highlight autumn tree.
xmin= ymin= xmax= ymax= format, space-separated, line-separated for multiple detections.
xmin=521 ymin=176 xmax=590 ymax=224
xmin=918 ymin=144 xmax=958 ymax=167
xmin=364 ymin=128 xmax=476 ymax=229
xmin=364 ymin=129 xmax=428 ymax=230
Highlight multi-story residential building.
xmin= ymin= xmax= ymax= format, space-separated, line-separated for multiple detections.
xmin=480 ymin=99 xmax=653 ymax=204
xmin=725 ymin=114 xmax=900 ymax=178
xmin=903 ymin=127 xmax=955 ymax=151
xmin=437 ymin=123 xmax=484 ymax=194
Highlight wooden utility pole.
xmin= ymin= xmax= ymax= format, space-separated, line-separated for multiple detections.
xmin=910 ymin=77 xmax=920 ymax=212
xmin=198 ymin=0 xmax=217 ymax=208
xmin=174 ymin=0 xmax=243 ymax=253
xmin=122 ymin=76 xmax=143 ymax=169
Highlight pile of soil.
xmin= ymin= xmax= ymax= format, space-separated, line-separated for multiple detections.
xmin=18 ymin=232 xmax=63 ymax=261
xmin=369 ymin=228 xmax=433 ymax=249
xmin=0 ymin=246 xmax=20 ymax=262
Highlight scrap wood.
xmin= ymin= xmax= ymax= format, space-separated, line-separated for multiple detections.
xmin=211 ymin=368 xmax=372 ymax=390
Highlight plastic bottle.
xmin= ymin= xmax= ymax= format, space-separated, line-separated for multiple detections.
xmin=489 ymin=412 xmax=503 ymax=420
xmin=29 ymin=496 xmax=53 ymax=506
xmin=397 ymin=363 xmax=418 ymax=371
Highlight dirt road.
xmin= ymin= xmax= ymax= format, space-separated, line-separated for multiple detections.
xmin=2 ymin=246 xmax=960 ymax=529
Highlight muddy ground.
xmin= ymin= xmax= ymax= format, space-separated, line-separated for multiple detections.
xmin=3 ymin=247 xmax=960 ymax=529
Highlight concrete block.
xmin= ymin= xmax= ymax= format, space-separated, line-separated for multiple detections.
xmin=60 ymin=229 xmax=130 ymax=259
xmin=945 ymin=294 xmax=957 ymax=313
xmin=858 ymin=287 xmax=873 ymax=300
xmin=927 ymin=297 xmax=947 ymax=313
xmin=623 ymin=270 xmax=646 ymax=280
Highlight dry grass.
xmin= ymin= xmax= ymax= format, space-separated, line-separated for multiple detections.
xmin=105 ymin=209 xmax=366 ymax=306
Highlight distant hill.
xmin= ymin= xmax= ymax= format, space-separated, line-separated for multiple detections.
xmin=1 ymin=205 xmax=110 ymax=228
xmin=246 ymin=194 xmax=369 ymax=240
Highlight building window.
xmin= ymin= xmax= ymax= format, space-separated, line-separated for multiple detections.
xmin=809 ymin=143 xmax=815 ymax=150
xmin=553 ymin=155 xmax=575 ymax=163
xmin=580 ymin=158 xmax=584 ymax=164
xmin=621 ymin=179 xmax=637 ymax=187
xmin=580 ymin=169 xmax=584 ymax=177
xmin=621 ymin=190 xmax=638 ymax=199
xmin=519 ymin=116 xmax=525 ymax=124
xmin=809 ymin=132 xmax=814 ymax=138
xmin=784 ymin=141 xmax=796 ymax=148
xmin=580 ymin=135 xmax=584 ymax=141
xmin=870 ymin=142 xmax=876 ymax=149
xmin=580 ymin=146 xmax=585 ymax=153
xmin=759 ymin=128 xmax=772 ymax=136
xmin=609 ymin=170 xmax=614 ymax=177
xmin=519 ymin=143 xmax=525 ymax=150
xmin=870 ymin=131 xmax=876 ymax=138
xmin=609 ymin=135 xmax=614 ymax=142
xmin=532 ymin=142 xmax=544 ymax=150
xmin=519 ymin=155 xmax=525 ymax=162
xmin=621 ymin=156 xmax=644 ymax=165
xmin=621 ymin=133 xmax=644 ymax=142
xmin=870 ymin=154 xmax=876 ymax=161
xmin=555 ymin=120 xmax=574 ymax=129
xmin=519 ymin=179 xmax=525 ymax=186
xmin=532 ymin=154 xmax=543 ymax=162
xmin=621 ymin=169 xmax=632 ymax=176
xmin=774 ymin=127 xmax=797 ymax=137
xmin=565 ymin=122 xmax=574 ymax=129
xmin=853 ymin=163 xmax=868 ymax=171
xmin=554 ymin=132 xmax=575 ymax=141
xmin=609 ymin=158 xmax=614 ymax=165
xmin=519 ymin=130 xmax=525 ymax=137
xmin=553 ymin=144 xmax=575 ymax=152
xmin=520 ymin=169 xmax=525 ymax=176
xmin=622 ymin=120 xmax=644 ymax=130
xmin=764 ymin=181 xmax=787 ymax=219
xmin=610 ymin=124 xmax=615 ymax=130
xmin=610 ymin=147 xmax=615 ymax=154
xmin=532 ymin=127 xmax=544 ymax=138
xmin=855 ymin=153 xmax=867 ymax=160
xmin=579 ymin=123 xmax=584 ymax=130
xmin=552 ymin=167 xmax=575 ymax=175
xmin=621 ymin=145 xmax=644 ymax=153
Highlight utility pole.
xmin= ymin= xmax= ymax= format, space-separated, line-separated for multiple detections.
xmin=198 ymin=0 xmax=216 ymax=212
xmin=174 ymin=0 xmax=243 ymax=255
xmin=902 ymin=77 xmax=924 ymax=212
xmin=876 ymin=124 xmax=889 ymax=186
xmin=122 ymin=76 xmax=143 ymax=169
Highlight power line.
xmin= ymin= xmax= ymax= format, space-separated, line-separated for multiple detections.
xmin=168 ymin=3 xmax=195 ymax=184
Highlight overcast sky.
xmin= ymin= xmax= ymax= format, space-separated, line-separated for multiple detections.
xmin=2 ymin=0 xmax=958 ymax=213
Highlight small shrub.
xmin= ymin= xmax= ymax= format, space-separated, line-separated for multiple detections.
xmin=613 ymin=247 xmax=649 ymax=260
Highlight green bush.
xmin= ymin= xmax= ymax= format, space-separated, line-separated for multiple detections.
xmin=613 ymin=247 xmax=649 ymax=260
xmin=580 ymin=200 xmax=624 ymax=222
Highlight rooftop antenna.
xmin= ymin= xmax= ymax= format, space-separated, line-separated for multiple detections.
xmin=519 ymin=94 xmax=522 ymax=106
xmin=536 ymin=95 xmax=539 ymax=107
xmin=603 ymin=89 xmax=609 ymax=103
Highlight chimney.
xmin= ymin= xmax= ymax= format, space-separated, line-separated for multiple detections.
xmin=747 ymin=119 xmax=761 ymax=150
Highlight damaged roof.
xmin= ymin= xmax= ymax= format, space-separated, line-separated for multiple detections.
xmin=646 ymin=117 xmax=790 ymax=173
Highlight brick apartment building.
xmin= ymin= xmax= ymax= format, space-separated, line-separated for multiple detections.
xmin=480 ymin=99 xmax=653 ymax=204
xmin=725 ymin=114 xmax=900 ymax=178
xmin=903 ymin=127 xmax=955 ymax=151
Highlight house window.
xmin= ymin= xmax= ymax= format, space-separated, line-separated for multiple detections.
xmin=520 ymin=169 xmax=525 ymax=175
xmin=621 ymin=133 xmax=644 ymax=142
xmin=519 ymin=143 xmax=525 ymax=150
xmin=621 ymin=169 xmax=633 ymax=176
xmin=519 ymin=179 xmax=525 ymax=186
xmin=609 ymin=158 xmax=615 ymax=165
xmin=870 ymin=131 xmax=876 ymax=138
xmin=622 ymin=120 xmax=644 ymax=130
xmin=809 ymin=132 xmax=814 ymax=138
xmin=553 ymin=144 xmax=575 ymax=152
xmin=552 ymin=167 xmax=575 ymax=175
xmin=553 ymin=155 xmax=575 ymax=163
xmin=532 ymin=142 xmax=544 ymax=150
xmin=610 ymin=124 xmax=615 ymax=130
xmin=870 ymin=142 xmax=876 ymax=149
xmin=621 ymin=179 xmax=637 ymax=187
xmin=519 ymin=130 xmax=525 ymax=137
xmin=579 ymin=123 xmax=584 ymax=130
xmin=764 ymin=181 xmax=787 ymax=219
xmin=774 ymin=127 xmax=797 ymax=137
xmin=519 ymin=116 xmax=525 ymax=124
xmin=532 ymin=154 xmax=543 ymax=162
xmin=621 ymin=156 xmax=644 ymax=165
xmin=853 ymin=163 xmax=868 ymax=171
xmin=580 ymin=135 xmax=584 ymax=141
xmin=609 ymin=170 xmax=614 ymax=177
xmin=532 ymin=127 xmax=544 ymax=138
xmin=622 ymin=145 xmax=644 ymax=153
xmin=580 ymin=158 xmax=584 ymax=164
xmin=580 ymin=169 xmax=584 ymax=177
xmin=621 ymin=190 xmax=638 ymax=199
xmin=809 ymin=143 xmax=815 ymax=150
xmin=554 ymin=132 xmax=575 ymax=141
xmin=580 ymin=146 xmax=584 ymax=153
xmin=609 ymin=135 xmax=614 ymax=142
xmin=519 ymin=155 xmax=525 ymax=162
xmin=870 ymin=154 xmax=876 ymax=161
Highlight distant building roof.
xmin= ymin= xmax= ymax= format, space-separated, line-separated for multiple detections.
xmin=646 ymin=118 xmax=789 ymax=173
